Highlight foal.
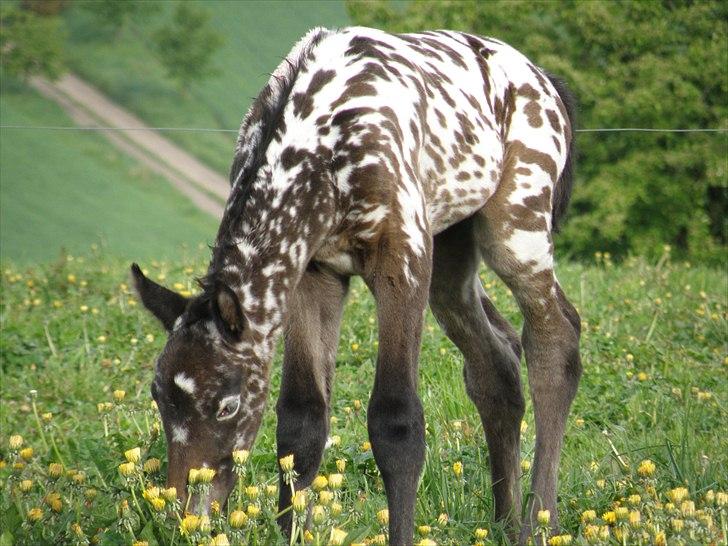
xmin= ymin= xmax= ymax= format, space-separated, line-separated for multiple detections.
xmin=132 ymin=26 xmax=581 ymax=545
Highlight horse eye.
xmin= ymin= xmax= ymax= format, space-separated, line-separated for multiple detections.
xmin=216 ymin=395 xmax=240 ymax=421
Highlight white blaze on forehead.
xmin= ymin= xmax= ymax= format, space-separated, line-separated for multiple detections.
xmin=171 ymin=425 xmax=189 ymax=445
xmin=174 ymin=373 xmax=196 ymax=395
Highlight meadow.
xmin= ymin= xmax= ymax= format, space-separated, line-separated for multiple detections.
xmin=0 ymin=78 xmax=217 ymax=264
xmin=1 ymin=247 xmax=725 ymax=545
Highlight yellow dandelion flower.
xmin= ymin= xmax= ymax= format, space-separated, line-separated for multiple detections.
xmin=416 ymin=539 xmax=436 ymax=546
xmin=80 ymin=305 xmax=88 ymax=313
xmin=143 ymin=457 xmax=161 ymax=473
xmin=521 ymin=419 xmax=528 ymax=433
xmin=67 ymin=274 xmax=76 ymax=284
xmin=85 ymin=488 xmax=98 ymax=500
xmin=637 ymin=459 xmax=655 ymax=477
xmin=371 ymin=535 xmax=386 ymax=546
xmin=360 ymin=441 xmax=371 ymax=452
xmin=521 ymin=459 xmax=531 ymax=472
xmin=312 ymin=504 xmax=326 ymax=525
xmin=266 ymin=484 xmax=277 ymax=498
xmin=418 ymin=525 xmax=432 ymax=536
xmin=19 ymin=447 xmax=33 ymax=460
xmin=232 ymin=449 xmax=250 ymax=465
xmin=44 ymin=492 xmax=62 ymax=512
xmin=124 ymin=447 xmax=141 ymax=464
xmin=27 ymin=507 xmax=43 ymax=522
xmin=376 ymin=509 xmax=389 ymax=526
xmin=329 ymin=528 xmax=347 ymax=545
xmin=293 ymin=491 xmax=307 ymax=513
xmin=615 ymin=507 xmax=629 ymax=521
xmin=188 ymin=468 xmax=200 ymax=484
xmin=279 ymin=454 xmax=295 ymax=472
xmin=245 ymin=485 xmax=259 ymax=499
xmin=330 ymin=434 xmax=341 ymax=446
xmin=330 ymin=502 xmax=342 ymax=517
xmin=351 ymin=343 xmax=359 ymax=351
xmin=328 ymin=473 xmax=344 ymax=490
xmin=581 ymin=510 xmax=597 ymax=524
xmin=319 ymin=490 xmax=334 ymax=505
xmin=142 ymin=487 xmax=160 ymax=501
xmin=229 ymin=510 xmax=248 ymax=528
xmin=629 ymin=510 xmax=641 ymax=528
xmin=667 ymin=487 xmax=689 ymax=503
xmin=113 ymin=389 xmax=126 ymax=402
xmin=548 ymin=535 xmax=572 ymax=546
xmin=715 ymin=491 xmax=728 ymax=506
xmin=627 ymin=494 xmax=641 ymax=505
xmin=150 ymin=497 xmax=165 ymax=511
xmin=654 ymin=531 xmax=666 ymax=546
xmin=437 ymin=513 xmax=448 ymax=526
xmin=19 ymin=479 xmax=33 ymax=493
xmin=452 ymin=461 xmax=463 ymax=478
xmin=602 ymin=511 xmax=616 ymax=524
xmin=671 ymin=518 xmax=684 ymax=532
xmin=118 ymin=462 xmax=136 ymax=476
xmin=474 ymin=528 xmax=488 ymax=539
xmin=198 ymin=467 xmax=216 ymax=483
xmin=48 ymin=463 xmax=63 ymax=478
xmin=312 ymin=475 xmax=328 ymax=491
xmin=680 ymin=500 xmax=695 ymax=517
xmin=132 ymin=542 xmax=148 ymax=546
xmin=41 ymin=412 xmax=53 ymax=421
xmin=9 ymin=435 xmax=23 ymax=449
xmin=161 ymin=487 xmax=177 ymax=502
xmin=210 ymin=534 xmax=230 ymax=546
xmin=336 ymin=458 xmax=346 ymax=473
xmin=537 ymin=509 xmax=551 ymax=526
xmin=179 ymin=514 xmax=200 ymax=535
xmin=246 ymin=504 xmax=261 ymax=518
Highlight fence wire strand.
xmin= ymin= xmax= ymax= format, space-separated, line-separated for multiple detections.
xmin=1 ymin=124 xmax=726 ymax=134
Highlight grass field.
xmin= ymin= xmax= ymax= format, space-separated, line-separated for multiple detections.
xmin=63 ymin=0 xmax=350 ymax=174
xmin=0 ymin=79 xmax=217 ymax=264
xmin=1 ymin=248 xmax=726 ymax=545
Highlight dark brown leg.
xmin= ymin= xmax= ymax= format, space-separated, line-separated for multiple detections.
xmin=276 ymin=265 xmax=348 ymax=535
xmin=364 ymin=238 xmax=432 ymax=546
xmin=430 ymin=219 xmax=525 ymax=533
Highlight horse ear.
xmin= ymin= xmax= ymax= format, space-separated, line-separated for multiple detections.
xmin=130 ymin=263 xmax=188 ymax=332
xmin=211 ymin=282 xmax=246 ymax=341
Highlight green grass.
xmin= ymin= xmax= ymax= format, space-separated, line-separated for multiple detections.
xmin=1 ymin=250 xmax=726 ymax=544
xmin=63 ymin=0 xmax=350 ymax=174
xmin=0 ymin=79 xmax=217 ymax=264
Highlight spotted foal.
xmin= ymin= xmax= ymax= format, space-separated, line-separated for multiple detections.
xmin=132 ymin=27 xmax=581 ymax=545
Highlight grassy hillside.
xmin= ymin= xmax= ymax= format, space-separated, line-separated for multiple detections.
xmin=0 ymin=79 xmax=217 ymax=263
xmin=64 ymin=1 xmax=350 ymax=174
xmin=1 ymin=250 xmax=725 ymax=544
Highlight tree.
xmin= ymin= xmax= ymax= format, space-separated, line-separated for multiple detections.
xmin=346 ymin=0 xmax=727 ymax=263
xmin=152 ymin=3 xmax=223 ymax=93
xmin=81 ymin=0 xmax=152 ymax=37
xmin=0 ymin=6 xmax=65 ymax=81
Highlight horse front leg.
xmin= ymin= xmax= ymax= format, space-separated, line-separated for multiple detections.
xmin=364 ymin=239 xmax=432 ymax=546
xmin=275 ymin=266 xmax=348 ymax=535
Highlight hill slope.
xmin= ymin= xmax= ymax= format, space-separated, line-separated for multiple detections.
xmin=64 ymin=0 xmax=351 ymax=174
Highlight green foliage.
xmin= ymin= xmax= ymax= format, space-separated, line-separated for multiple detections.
xmin=152 ymin=3 xmax=224 ymax=92
xmin=80 ymin=0 xmax=154 ymax=35
xmin=0 ymin=251 xmax=726 ymax=543
xmin=347 ymin=0 xmax=728 ymax=263
xmin=0 ymin=6 xmax=65 ymax=81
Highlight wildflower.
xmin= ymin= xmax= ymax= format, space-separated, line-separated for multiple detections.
xmin=521 ymin=459 xmax=531 ymax=472
xmin=328 ymin=473 xmax=344 ymax=489
xmin=637 ymin=459 xmax=655 ymax=477
xmin=245 ymin=485 xmax=259 ymax=499
xmin=246 ymin=504 xmax=261 ymax=518
xmin=574 ymin=417 xmax=585 ymax=427
xmin=581 ymin=510 xmax=597 ymax=524
xmin=19 ymin=447 xmax=33 ymax=460
xmin=210 ymin=534 xmax=230 ymax=546
xmin=667 ymin=487 xmax=689 ymax=503
xmin=293 ymin=490 xmax=307 ymax=513
xmin=371 ymin=535 xmax=387 ymax=546
xmin=232 ymin=449 xmax=250 ymax=465
xmin=319 ymin=490 xmax=334 ymax=505
xmin=330 ymin=434 xmax=341 ymax=446
xmin=265 ymin=484 xmax=277 ymax=498
xmin=627 ymin=494 xmax=641 ymax=505
xmin=97 ymin=335 xmax=107 ymax=343
xmin=142 ymin=487 xmax=160 ymax=501
xmin=602 ymin=511 xmax=616 ymax=524
xmin=671 ymin=518 xmax=684 ymax=532
xmin=44 ymin=492 xmax=62 ymax=512
xmin=145 ymin=334 xmax=155 ymax=343
xmin=654 ymin=531 xmax=666 ymax=546
xmin=330 ymin=502 xmax=342 ymax=517
xmin=437 ymin=513 xmax=448 ymax=526
xmin=636 ymin=372 xmax=648 ymax=381
xmin=85 ymin=489 xmax=98 ymax=500
xmin=71 ymin=471 xmax=85 ymax=484
xmin=452 ymin=461 xmax=463 ymax=478
xmin=9 ymin=435 xmax=23 ymax=449
xmin=704 ymin=489 xmax=715 ymax=505
xmin=19 ymin=479 xmax=33 ymax=493
xmin=583 ymin=525 xmax=600 ymax=543
xmin=361 ymin=441 xmax=371 ymax=452
xmin=113 ymin=389 xmax=126 ymax=402
xmin=133 ymin=542 xmax=148 ymax=546
xmin=521 ymin=420 xmax=528 ymax=433
xmin=416 ymin=540 xmax=436 ymax=546
xmin=143 ymin=457 xmax=161 ymax=473
xmin=41 ymin=412 xmax=52 ymax=421
xmin=353 ymin=399 xmax=362 ymax=411
xmin=351 ymin=342 xmax=360 ymax=351
xmin=615 ymin=506 xmax=629 ymax=521
xmin=474 ymin=528 xmax=488 ymax=539
xmin=150 ymin=497 xmax=165 ymax=511
xmin=48 ymin=463 xmax=63 ymax=478
xmin=161 ymin=487 xmax=177 ymax=502
xmin=80 ymin=305 xmax=88 ymax=313
xmin=329 ymin=528 xmax=347 ymax=545
xmin=312 ymin=505 xmax=327 ymax=525
xmin=626 ymin=353 xmax=634 ymax=362
xmin=548 ymin=536 xmax=572 ymax=546
xmin=715 ymin=491 xmax=728 ymax=506
xmin=210 ymin=500 xmax=220 ymax=515
xmin=67 ymin=274 xmax=76 ymax=283
xmin=197 ymin=467 xmax=216 ymax=483
xmin=629 ymin=510 xmax=641 ymax=528
xmin=229 ymin=510 xmax=248 ymax=528
xmin=27 ymin=507 xmax=43 ymax=522
xmin=279 ymin=454 xmax=295 ymax=472
xmin=537 ymin=509 xmax=550 ymax=526
xmin=312 ymin=475 xmax=328 ymax=491
xmin=179 ymin=514 xmax=200 ymax=535
xmin=377 ymin=509 xmax=389 ymax=526
xmin=124 ymin=447 xmax=141 ymax=464
xmin=336 ymin=459 xmax=346 ymax=473
xmin=118 ymin=462 xmax=136 ymax=476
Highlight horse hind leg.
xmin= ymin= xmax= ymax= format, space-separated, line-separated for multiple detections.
xmin=475 ymin=152 xmax=582 ymax=543
xmin=430 ymin=218 xmax=525 ymax=531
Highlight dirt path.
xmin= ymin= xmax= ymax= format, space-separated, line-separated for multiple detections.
xmin=30 ymin=73 xmax=229 ymax=219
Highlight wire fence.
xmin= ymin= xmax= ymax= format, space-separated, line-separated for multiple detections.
xmin=1 ymin=124 xmax=727 ymax=134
